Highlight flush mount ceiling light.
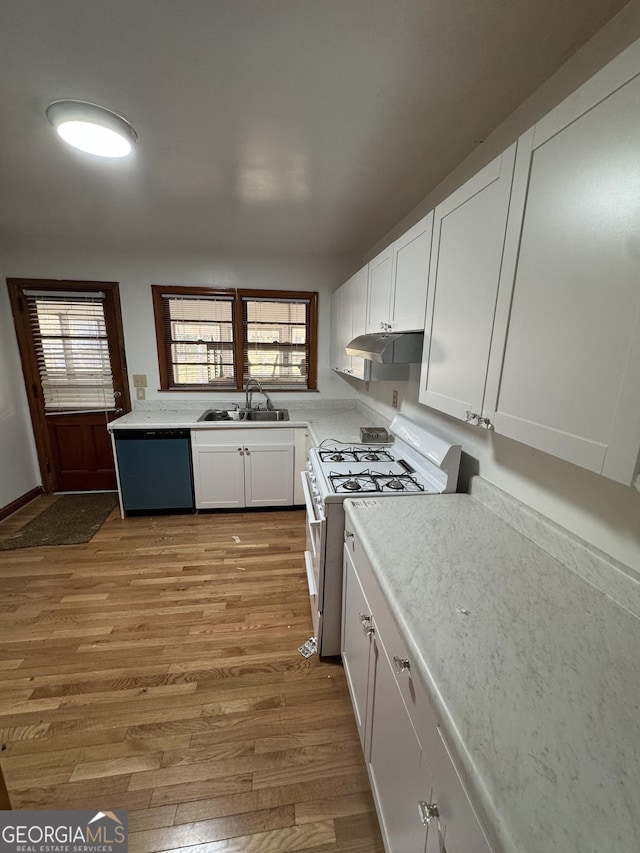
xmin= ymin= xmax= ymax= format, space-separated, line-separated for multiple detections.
xmin=46 ymin=99 xmax=138 ymax=158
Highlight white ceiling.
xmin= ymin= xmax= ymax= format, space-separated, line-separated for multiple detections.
xmin=0 ymin=0 xmax=628 ymax=258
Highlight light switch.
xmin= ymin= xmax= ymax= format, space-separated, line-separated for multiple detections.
xmin=133 ymin=374 xmax=147 ymax=388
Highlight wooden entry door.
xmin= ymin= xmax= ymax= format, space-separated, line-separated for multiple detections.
xmin=7 ymin=279 xmax=131 ymax=492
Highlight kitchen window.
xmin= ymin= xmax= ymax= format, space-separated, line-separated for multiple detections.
xmin=152 ymin=285 xmax=318 ymax=391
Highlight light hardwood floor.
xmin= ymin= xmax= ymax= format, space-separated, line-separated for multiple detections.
xmin=0 ymin=499 xmax=384 ymax=852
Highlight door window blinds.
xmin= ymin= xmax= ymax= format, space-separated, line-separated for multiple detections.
xmin=25 ymin=290 xmax=116 ymax=411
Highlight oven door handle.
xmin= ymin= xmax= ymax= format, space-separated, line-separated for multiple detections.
xmin=301 ymin=471 xmax=323 ymax=526
xmin=304 ymin=550 xmax=317 ymax=597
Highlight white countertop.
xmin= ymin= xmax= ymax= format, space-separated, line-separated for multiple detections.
xmin=107 ymin=401 xmax=389 ymax=446
xmin=344 ymin=493 xmax=640 ymax=853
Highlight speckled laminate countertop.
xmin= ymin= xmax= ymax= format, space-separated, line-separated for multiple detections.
xmin=107 ymin=400 xmax=389 ymax=446
xmin=343 ymin=493 xmax=640 ymax=853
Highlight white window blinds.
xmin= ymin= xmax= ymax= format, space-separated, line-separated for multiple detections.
xmin=242 ymin=296 xmax=310 ymax=386
xmin=25 ymin=290 xmax=116 ymax=411
xmin=159 ymin=292 xmax=237 ymax=388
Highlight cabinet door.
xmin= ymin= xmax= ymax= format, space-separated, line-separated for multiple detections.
xmin=292 ymin=428 xmax=309 ymax=506
xmin=368 ymin=636 xmax=430 ymax=853
xmin=366 ymin=245 xmax=393 ymax=333
xmin=427 ymin=727 xmax=492 ymax=853
xmin=332 ymin=271 xmax=371 ymax=381
xmin=341 ymin=548 xmax=374 ymax=751
xmin=348 ymin=266 xmax=370 ymax=380
xmin=337 ymin=282 xmax=353 ymax=374
xmin=330 ymin=290 xmax=341 ymax=372
xmin=419 ymin=145 xmax=516 ymax=422
xmin=391 ymin=212 xmax=433 ymax=332
xmin=243 ymin=443 xmax=294 ymax=507
xmin=487 ymin=45 xmax=640 ymax=485
xmin=193 ymin=445 xmax=245 ymax=509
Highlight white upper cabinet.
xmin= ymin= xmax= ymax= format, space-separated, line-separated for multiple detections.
xmin=366 ymin=213 xmax=433 ymax=334
xmin=419 ymin=145 xmax=516 ymax=422
xmin=330 ymin=290 xmax=341 ymax=372
xmin=366 ymin=245 xmax=394 ymax=333
xmin=332 ymin=266 xmax=370 ymax=381
xmin=486 ymin=40 xmax=640 ymax=486
xmin=391 ymin=213 xmax=434 ymax=332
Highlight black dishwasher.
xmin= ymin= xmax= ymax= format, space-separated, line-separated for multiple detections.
xmin=113 ymin=429 xmax=194 ymax=514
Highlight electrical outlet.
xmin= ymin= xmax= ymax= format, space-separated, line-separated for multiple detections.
xmin=136 ymin=387 xmax=146 ymax=400
xmin=392 ymin=389 xmax=398 ymax=408
xmin=133 ymin=374 xmax=147 ymax=388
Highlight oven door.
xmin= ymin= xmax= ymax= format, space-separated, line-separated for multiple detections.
xmin=301 ymin=471 xmax=325 ymax=637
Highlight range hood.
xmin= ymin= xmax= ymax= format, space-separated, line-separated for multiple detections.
xmin=346 ymin=332 xmax=424 ymax=364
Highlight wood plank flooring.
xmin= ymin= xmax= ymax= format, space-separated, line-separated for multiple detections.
xmin=0 ymin=499 xmax=384 ymax=852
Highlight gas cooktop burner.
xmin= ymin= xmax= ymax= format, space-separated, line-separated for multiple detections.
xmin=386 ymin=479 xmax=404 ymax=490
xmin=375 ymin=473 xmax=426 ymax=493
xmin=329 ymin=471 xmax=381 ymax=493
xmin=327 ymin=469 xmax=427 ymax=494
xmin=319 ymin=447 xmax=395 ymax=464
xmin=320 ymin=449 xmax=358 ymax=463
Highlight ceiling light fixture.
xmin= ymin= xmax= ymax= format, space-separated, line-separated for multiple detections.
xmin=46 ymin=100 xmax=138 ymax=158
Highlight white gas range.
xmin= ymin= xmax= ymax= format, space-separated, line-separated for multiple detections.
xmin=301 ymin=414 xmax=461 ymax=657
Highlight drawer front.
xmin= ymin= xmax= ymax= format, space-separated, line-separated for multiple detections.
xmin=192 ymin=427 xmax=294 ymax=446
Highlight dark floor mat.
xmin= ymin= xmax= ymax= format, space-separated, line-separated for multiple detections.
xmin=0 ymin=493 xmax=118 ymax=549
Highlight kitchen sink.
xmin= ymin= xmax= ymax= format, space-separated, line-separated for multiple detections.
xmin=239 ymin=408 xmax=289 ymax=421
xmin=198 ymin=408 xmax=289 ymax=422
xmin=198 ymin=409 xmax=235 ymax=422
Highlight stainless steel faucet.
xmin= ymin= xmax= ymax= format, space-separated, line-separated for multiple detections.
xmin=244 ymin=377 xmax=274 ymax=410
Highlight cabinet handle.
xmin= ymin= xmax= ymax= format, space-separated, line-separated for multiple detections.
xmin=359 ymin=613 xmax=374 ymax=636
xmin=380 ymin=321 xmax=385 ymax=330
xmin=238 ymin=447 xmax=244 ymax=456
xmin=465 ymin=410 xmax=479 ymax=424
xmin=393 ymin=655 xmax=410 ymax=674
xmin=344 ymin=531 xmax=354 ymax=543
xmin=244 ymin=447 xmax=251 ymax=455
xmin=418 ymin=800 xmax=439 ymax=826
xmin=477 ymin=417 xmax=494 ymax=430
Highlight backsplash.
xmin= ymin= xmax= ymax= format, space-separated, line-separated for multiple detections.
xmin=470 ymin=475 xmax=640 ymax=622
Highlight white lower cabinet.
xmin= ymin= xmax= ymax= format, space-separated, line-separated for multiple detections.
xmin=368 ymin=636 xmax=431 ymax=853
xmin=341 ymin=548 xmax=375 ymax=750
xmin=342 ymin=525 xmax=493 ymax=853
xmin=192 ymin=428 xmax=294 ymax=509
xmin=293 ymin=427 xmax=312 ymax=506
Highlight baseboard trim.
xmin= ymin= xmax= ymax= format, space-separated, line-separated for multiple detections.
xmin=0 ymin=487 xmax=44 ymax=522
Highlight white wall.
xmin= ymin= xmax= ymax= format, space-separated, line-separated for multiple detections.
xmin=2 ymin=244 xmax=359 ymax=407
xmin=352 ymin=2 xmax=640 ymax=573
xmin=0 ymin=261 xmax=41 ymax=509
